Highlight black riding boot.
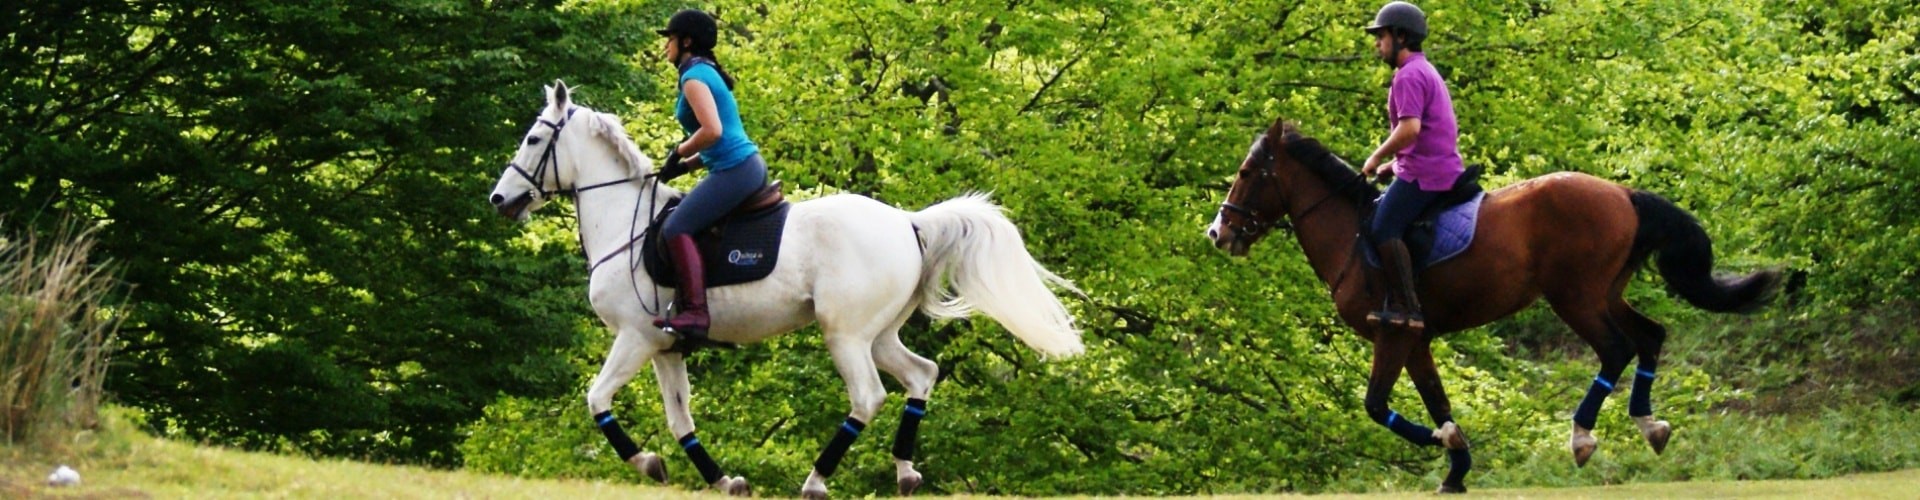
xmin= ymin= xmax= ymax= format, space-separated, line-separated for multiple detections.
xmin=1367 ymin=238 xmax=1425 ymax=331
xmin=656 ymin=234 xmax=711 ymax=341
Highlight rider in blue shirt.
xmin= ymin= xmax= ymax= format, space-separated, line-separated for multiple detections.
xmin=654 ymin=9 xmax=768 ymax=342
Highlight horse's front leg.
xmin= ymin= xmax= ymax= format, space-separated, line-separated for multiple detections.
xmin=586 ymin=329 xmax=667 ymax=483
xmin=1362 ymin=329 xmax=1454 ymax=485
xmin=654 ymin=351 xmax=750 ymax=495
xmin=1408 ymin=342 xmax=1472 ymax=493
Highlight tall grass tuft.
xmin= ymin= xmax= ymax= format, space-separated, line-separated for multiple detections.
xmin=0 ymin=223 xmax=120 ymax=446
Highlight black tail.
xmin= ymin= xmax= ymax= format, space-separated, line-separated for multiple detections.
xmin=1627 ymin=190 xmax=1781 ymax=313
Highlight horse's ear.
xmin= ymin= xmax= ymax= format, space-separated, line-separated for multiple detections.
xmin=552 ymin=79 xmax=572 ymax=111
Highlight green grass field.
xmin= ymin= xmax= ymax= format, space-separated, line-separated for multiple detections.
xmin=6 ymin=412 xmax=1917 ymax=499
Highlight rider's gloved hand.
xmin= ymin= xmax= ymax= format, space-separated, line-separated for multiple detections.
xmin=658 ymin=147 xmax=688 ymax=181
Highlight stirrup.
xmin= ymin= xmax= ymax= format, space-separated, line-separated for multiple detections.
xmin=661 ymin=325 xmax=734 ymax=354
xmin=656 ymin=314 xmax=733 ymax=354
xmin=1366 ymin=310 xmax=1426 ymax=331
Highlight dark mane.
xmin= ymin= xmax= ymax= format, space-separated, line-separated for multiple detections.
xmin=1267 ymin=121 xmax=1381 ymax=203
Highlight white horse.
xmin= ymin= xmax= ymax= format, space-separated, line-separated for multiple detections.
xmin=486 ymin=81 xmax=1083 ymax=498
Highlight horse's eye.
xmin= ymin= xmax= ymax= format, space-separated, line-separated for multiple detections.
xmin=1238 ymin=169 xmax=1252 ymax=179
xmin=526 ymin=136 xmax=543 ymax=146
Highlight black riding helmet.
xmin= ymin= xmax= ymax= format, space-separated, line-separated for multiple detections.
xmin=655 ymin=9 xmax=719 ymax=51
xmin=1364 ymin=2 xmax=1428 ymax=43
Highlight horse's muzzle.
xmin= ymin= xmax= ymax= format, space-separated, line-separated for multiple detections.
xmin=492 ymin=191 xmax=533 ymax=219
xmin=1205 ymin=225 xmax=1251 ymax=256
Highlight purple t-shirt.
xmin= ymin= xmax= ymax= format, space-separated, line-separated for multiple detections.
xmin=1388 ymin=53 xmax=1464 ymax=192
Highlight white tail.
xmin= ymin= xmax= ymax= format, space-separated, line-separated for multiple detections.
xmin=907 ymin=193 xmax=1084 ymax=358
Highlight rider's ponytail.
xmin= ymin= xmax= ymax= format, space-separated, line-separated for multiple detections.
xmin=689 ymin=49 xmax=737 ymax=90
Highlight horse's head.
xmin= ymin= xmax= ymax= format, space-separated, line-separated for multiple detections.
xmin=1207 ymin=119 xmax=1298 ymax=256
xmin=488 ymin=80 xmax=594 ymax=221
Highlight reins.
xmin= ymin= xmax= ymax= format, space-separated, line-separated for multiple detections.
xmin=512 ymin=106 xmax=666 ymax=316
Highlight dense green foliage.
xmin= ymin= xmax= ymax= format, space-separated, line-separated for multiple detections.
xmin=6 ymin=0 xmax=1915 ymax=495
xmin=2 ymin=0 xmax=668 ymax=465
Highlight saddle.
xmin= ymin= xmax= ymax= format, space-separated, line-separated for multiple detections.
xmin=641 ymin=180 xmax=792 ymax=288
xmin=1364 ymin=165 xmax=1486 ymax=269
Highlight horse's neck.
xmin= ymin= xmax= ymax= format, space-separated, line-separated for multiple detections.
xmin=1284 ymin=176 xmax=1366 ymax=295
xmin=569 ymin=146 xmax=673 ymax=268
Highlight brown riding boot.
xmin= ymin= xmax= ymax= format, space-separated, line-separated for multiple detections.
xmin=1367 ymin=238 xmax=1426 ymax=331
xmin=657 ymin=234 xmax=711 ymax=339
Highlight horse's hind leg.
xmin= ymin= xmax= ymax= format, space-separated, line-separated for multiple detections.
xmin=872 ymin=317 xmax=936 ymax=496
xmin=652 ymin=351 xmax=750 ymax=495
xmin=1612 ymin=301 xmax=1673 ymax=454
xmin=1549 ymin=298 xmax=1636 ymax=467
xmin=801 ymin=322 xmax=899 ymax=500
xmin=1407 ymin=343 xmax=1472 ymax=493
xmin=585 ymin=329 xmax=669 ymax=484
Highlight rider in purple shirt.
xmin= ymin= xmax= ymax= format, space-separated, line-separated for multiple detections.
xmin=1360 ymin=1 xmax=1464 ymax=331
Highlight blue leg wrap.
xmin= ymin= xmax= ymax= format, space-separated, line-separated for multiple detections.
xmin=892 ymin=398 xmax=927 ymax=461
xmin=813 ymin=417 xmax=866 ymax=477
xmin=593 ymin=411 xmax=641 ymax=461
xmin=1373 ymin=410 xmax=1441 ymax=446
xmin=1629 ymin=368 xmax=1656 ymax=417
xmin=679 ymin=432 xmax=725 ymax=484
xmin=1573 ymin=374 xmax=1618 ymax=429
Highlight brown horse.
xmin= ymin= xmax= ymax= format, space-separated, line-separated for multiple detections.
xmin=1206 ymin=118 xmax=1780 ymax=493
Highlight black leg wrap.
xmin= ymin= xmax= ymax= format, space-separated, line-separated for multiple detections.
xmin=813 ymin=417 xmax=867 ymax=477
xmin=1629 ymin=368 xmax=1656 ymax=417
xmin=679 ymin=432 xmax=725 ymax=485
xmin=593 ymin=411 xmax=641 ymax=461
xmin=1444 ymin=448 xmax=1472 ymax=490
xmin=1573 ymin=375 xmax=1617 ymax=430
xmin=892 ymin=399 xmax=927 ymax=461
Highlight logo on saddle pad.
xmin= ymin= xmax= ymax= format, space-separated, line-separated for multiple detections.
xmin=727 ymin=249 xmax=764 ymax=266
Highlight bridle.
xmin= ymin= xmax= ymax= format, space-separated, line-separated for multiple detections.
xmin=506 ymin=107 xmax=649 ymax=201
xmin=1217 ymin=131 xmax=1369 ymax=296
xmin=1217 ymin=133 xmax=1349 ymax=244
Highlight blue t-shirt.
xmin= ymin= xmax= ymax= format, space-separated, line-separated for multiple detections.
xmin=675 ymin=61 xmax=759 ymax=171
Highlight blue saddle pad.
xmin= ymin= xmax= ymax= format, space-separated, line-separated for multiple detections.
xmin=641 ymin=200 xmax=790 ymax=288
xmin=1366 ymin=191 xmax=1486 ymax=270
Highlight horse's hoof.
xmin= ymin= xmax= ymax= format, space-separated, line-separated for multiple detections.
xmin=1436 ymin=481 xmax=1467 ymax=494
xmin=898 ymin=471 xmax=924 ymax=496
xmin=801 ymin=483 xmax=828 ymax=500
xmin=1570 ymin=433 xmax=1598 ymax=467
xmin=1639 ymin=418 xmax=1673 ymax=455
xmin=1434 ymin=422 xmax=1471 ymax=450
xmin=713 ymin=476 xmax=751 ymax=497
xmin=628 ymin=452 xmax=667 ymax=483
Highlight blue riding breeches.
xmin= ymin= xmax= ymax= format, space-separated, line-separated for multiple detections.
xmin=661 ymin=153 xmax=769 ymax=239
xmin=1368 ymin=178 xmax=1443 ymax=244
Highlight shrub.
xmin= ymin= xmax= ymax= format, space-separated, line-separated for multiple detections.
xmin=0 ymin=224 xmax=120 ymax=447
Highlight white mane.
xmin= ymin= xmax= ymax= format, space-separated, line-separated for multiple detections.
xmin=580 ymin=108 xmax=654 ymax=178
